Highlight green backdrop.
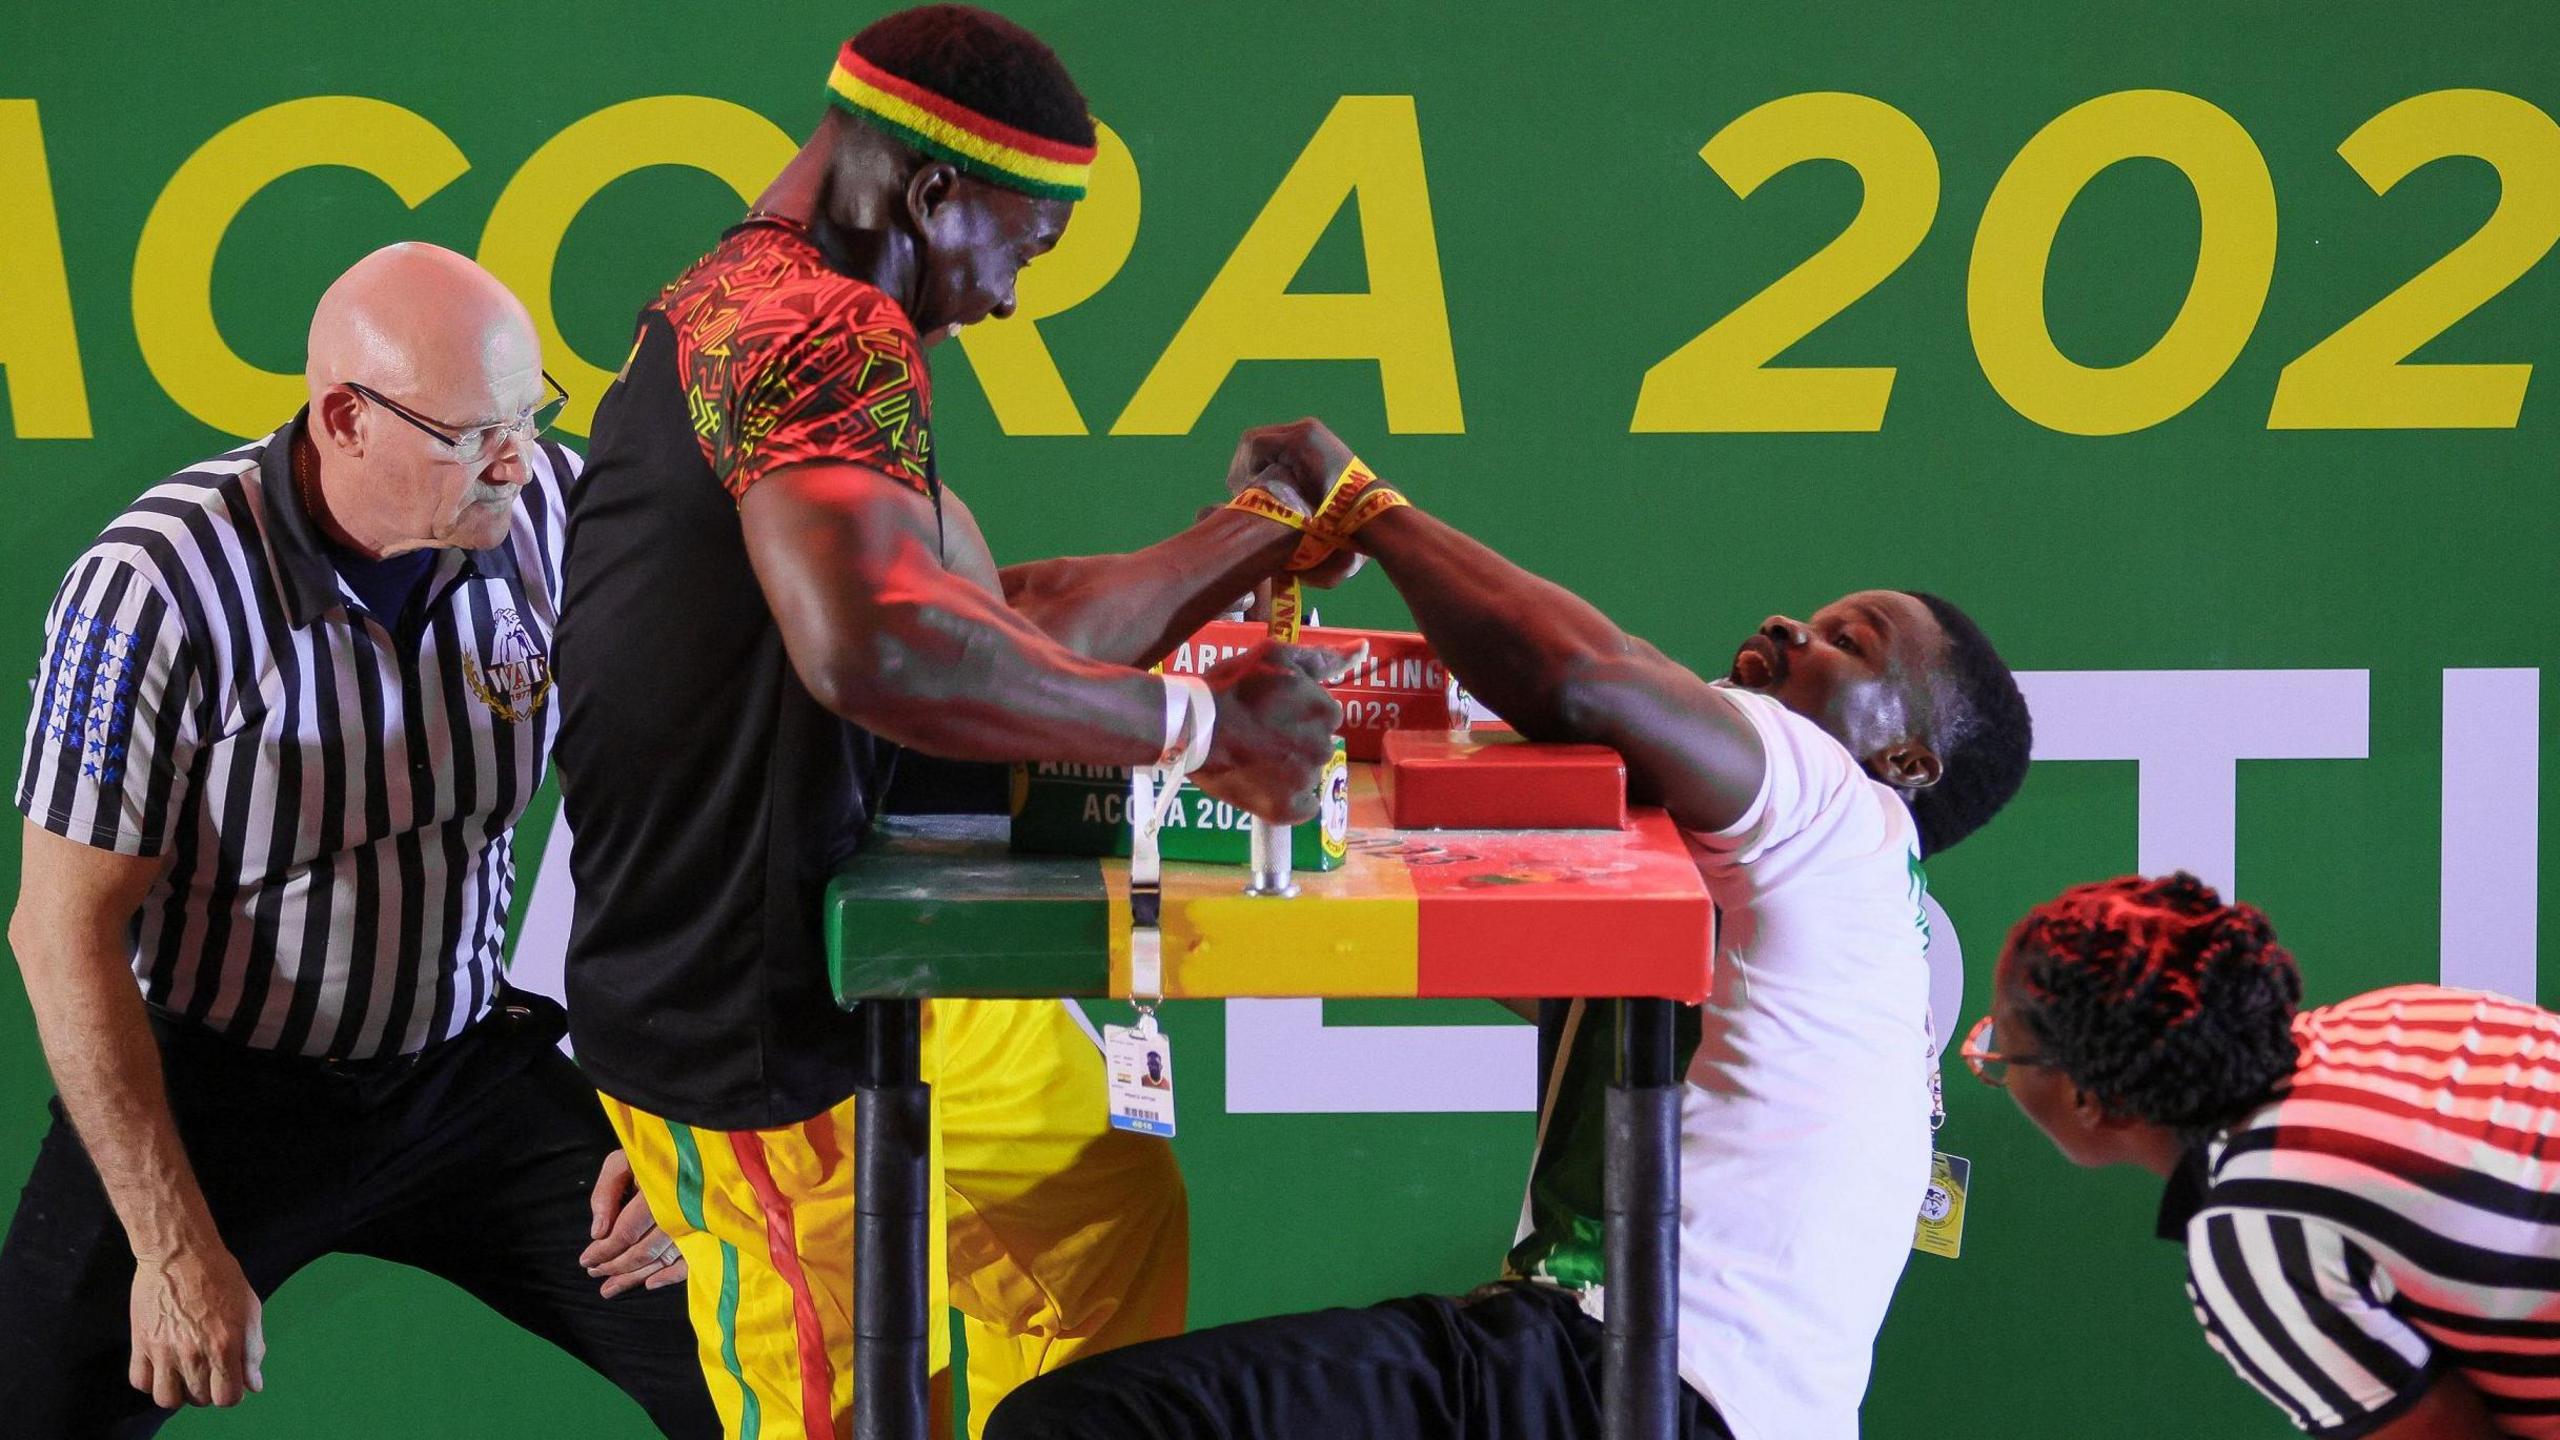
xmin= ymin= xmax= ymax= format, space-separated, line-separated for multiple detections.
xmin=2 ymin=1 xmax=2554 ymax=1435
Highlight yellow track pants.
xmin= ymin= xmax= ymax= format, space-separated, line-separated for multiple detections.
xmin=601 ymin=999 xmax=1187 ymax=1439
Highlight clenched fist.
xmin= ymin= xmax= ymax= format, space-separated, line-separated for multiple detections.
xmin=1190 ymin=641 xmax=1357 ymax=822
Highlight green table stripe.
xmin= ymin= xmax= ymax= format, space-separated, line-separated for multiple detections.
xmin=828 ymin=817 xmax=1112 ymax=1005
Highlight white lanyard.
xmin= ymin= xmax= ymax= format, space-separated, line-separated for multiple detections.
xmin=1126 ymin=764 xmax=1185 ymax=1006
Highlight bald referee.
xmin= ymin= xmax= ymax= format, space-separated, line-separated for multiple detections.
xmin=0 ymin=244 xmax=713 ymax=1435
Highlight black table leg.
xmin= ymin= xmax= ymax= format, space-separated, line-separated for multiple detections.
xmin=854 ymin=999 xmax=930 ymax=1440
xmin=1605 ymin=998 xmax=1681 ymax=1440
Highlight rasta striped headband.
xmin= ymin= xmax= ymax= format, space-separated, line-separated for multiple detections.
xmin=826 ymin=42 xmax=1095 ymax=201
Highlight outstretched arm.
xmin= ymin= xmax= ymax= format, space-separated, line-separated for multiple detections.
xmin=1354 ymin=503 xmax=1767 ymax=835
xmin=740 ymin=461 xmax=1345 ymax=823
xmin=965 ymin=432 xmax=1359 ymax=668
xmin=991 ymin=507 xmax=1298 ymax=668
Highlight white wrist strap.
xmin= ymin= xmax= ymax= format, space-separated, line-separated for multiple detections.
xmin=1165 ymin=674 xmax=1215 ymax=773
xmin=1132 ymin=675 xmax=1213 ymax=1004
xmin=1128 ymin=766 xmax=1171 ymax=1002
xmin=1154 ymin=675 xmax=1187 ymax=767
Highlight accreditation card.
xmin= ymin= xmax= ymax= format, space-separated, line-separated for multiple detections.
xmin=1913 ymin=1151 xmax=1971 ymax=1259
xmin=1104 ymin=1012 xmax=1177 ymax=1138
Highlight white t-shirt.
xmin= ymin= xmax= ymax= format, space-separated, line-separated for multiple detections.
xmin=1562 ymin=686 xmax=1936 ymax=1440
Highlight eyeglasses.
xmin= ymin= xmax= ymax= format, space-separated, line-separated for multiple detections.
xmin=1959 ymin=1013 xmax=2055 ymax=1089
xmin=342 ymin=372 xmax=570 ymax=465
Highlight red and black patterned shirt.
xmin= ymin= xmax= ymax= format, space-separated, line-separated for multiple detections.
xmin=662 ymin=218 xmax=935 ymax=499
xmin=555 ymin=216 xmax=936 ymax=1129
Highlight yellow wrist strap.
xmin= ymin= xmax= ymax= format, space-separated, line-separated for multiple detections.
xmin=1286 ymin=458 xmax=1407 ymax=570
xmin=1226 ymin=457 xmax=1408 ymax=572
xmin=1223 ymin=486 xmax=1310 ymax=531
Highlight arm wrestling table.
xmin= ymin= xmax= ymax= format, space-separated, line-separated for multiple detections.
xmin=826 ymin=765 xmax=1712 ymax=1440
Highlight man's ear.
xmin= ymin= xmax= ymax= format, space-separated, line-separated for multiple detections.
xmin=1871 ymin=738 xmax=1943 ymax=792
xmin=903 ymin=161 xmax=961 ymax=237
xmin=315 ymin=385 xmax=366 ymax=458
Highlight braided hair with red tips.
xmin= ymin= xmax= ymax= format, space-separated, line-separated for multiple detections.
xmin=2008 ymin=873 xmax=2304 ymax=1143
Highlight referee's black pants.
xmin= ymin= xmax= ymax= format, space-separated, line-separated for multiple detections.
xmin=0 ymin=991 xmax=718 ymax=1438
xmin=982 ymin=1280 xmax=1735 ymax=1440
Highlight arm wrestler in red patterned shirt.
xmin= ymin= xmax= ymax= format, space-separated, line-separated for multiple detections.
xmin=550 ymin=8 xmax=1356 ymax=1436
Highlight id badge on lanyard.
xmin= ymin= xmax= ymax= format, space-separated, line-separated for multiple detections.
xmin=1110 ymin=765 xmax=1181 ymax=1138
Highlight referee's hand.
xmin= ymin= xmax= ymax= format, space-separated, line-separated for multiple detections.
xmin=581 ymin=1149 xmax=688 ymax=1298
xmin=129 ymin=1243 xmax=264 ymax=1407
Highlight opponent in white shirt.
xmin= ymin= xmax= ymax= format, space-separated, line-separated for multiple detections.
xmin=985 ymin=418 xmax=2034 ymax=1440
xmin=1507 ymin=686 xmax=1945 ymax=1440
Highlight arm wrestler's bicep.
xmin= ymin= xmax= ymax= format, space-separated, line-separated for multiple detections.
xmin=936 ymin=486 xmax=1005 ymax=600
xmin=736 ymin=461 xmax=1164 ymax=765
xmin=1563 ymin=654 xmax=1767 ymax=836
xmin=738 ymin=461 xmax=960 ymax=715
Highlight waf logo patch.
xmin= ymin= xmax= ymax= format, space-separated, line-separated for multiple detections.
xmin=465 ymin=606 xmax=552 ymax=723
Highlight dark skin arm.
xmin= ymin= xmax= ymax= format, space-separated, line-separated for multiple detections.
xmin=740 ymin=461 xmax=1344 ymax=821
xmin=987 ymin=507 xmax=1300 ymax=668
xmin=958 ymin=446 xmax=1351 ymax=668
xmin=1354 ymin=502 xmax=1767 ymax=836
xmin=743 ymin=463 xmax=1163 ymax=762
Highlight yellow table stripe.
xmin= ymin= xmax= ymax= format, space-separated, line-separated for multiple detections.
xmin=1106 ymin=768 xmax=1418 ymax=998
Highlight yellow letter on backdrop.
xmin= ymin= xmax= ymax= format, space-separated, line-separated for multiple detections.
xmin=1631 ymin=93 xmax=1940 ymax=433
xmin=1113 ymin=95 xmax=1462 ymax=435
xmin=1968 ymin=90 xmax=2275 ymax=437
xmin=952 ymin=120 xmax=1141 ymax=435
xmin=0 ymin=101 xmax=91 ymax=439
xmin=2267 ymin=89 xmax=2560 ymax=430
xmin=134 ymin=98 xmax=468 ymax=438
xmin=479 ymin=97 xmax=796 ymax=435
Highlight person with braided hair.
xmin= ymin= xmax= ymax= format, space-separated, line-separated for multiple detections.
xmin=1967 ymin=872 xmax=2560 ymax=1439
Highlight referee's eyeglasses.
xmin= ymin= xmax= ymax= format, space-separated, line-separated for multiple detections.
xmin=344 ymin=372 xmax=570 ymax=466
xmin=1959 ymin=1013 xmax=2055 ymax=1089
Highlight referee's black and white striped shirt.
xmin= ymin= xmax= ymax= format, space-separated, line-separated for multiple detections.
xmin=2161 ymin=985 xmax=2560 ymax=1437
xmin=15 ymin=415 xmax=573 ymax=1061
